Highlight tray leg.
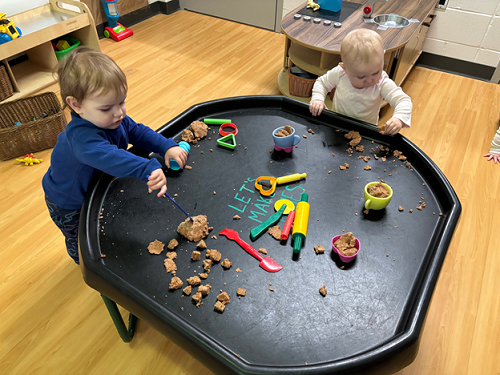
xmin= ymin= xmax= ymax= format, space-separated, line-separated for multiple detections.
xmin=101 ymin=294 xmax=137 ymax=343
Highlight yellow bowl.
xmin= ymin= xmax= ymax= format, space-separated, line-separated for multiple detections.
xmin=364 ymin=182 xmax=393 ymax=210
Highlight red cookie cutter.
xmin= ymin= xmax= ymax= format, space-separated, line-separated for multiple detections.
xmin=219 ymin=123 xmax=238 ymax=137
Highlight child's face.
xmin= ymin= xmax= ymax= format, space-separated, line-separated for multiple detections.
xmin=70 ymin=89 xmax=127 ymax=130
xmin=342 ymin=48 xmax=384 ymax=90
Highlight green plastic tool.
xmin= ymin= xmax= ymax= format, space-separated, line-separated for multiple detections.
xmin=204 ymin=118 xmax=231 ymax=125
xmin=250 ymin=204 xmax=287 ymax=241
xmin=217 ymin=134 xmax=236 ymax=149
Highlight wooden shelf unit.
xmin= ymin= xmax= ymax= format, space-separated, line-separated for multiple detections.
xmin=0 ymin=0 xmax=101 ymax=103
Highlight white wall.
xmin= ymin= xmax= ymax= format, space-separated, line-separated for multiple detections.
xmin=423 ymin=0 xmax=500 ymax=67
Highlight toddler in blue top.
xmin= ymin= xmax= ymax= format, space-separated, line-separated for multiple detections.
xmin=42 ymin=46 xmax=187 ymax=264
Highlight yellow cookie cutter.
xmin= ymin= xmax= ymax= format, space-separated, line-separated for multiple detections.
xmin=255 ymin=173 xmax=307 ymax=196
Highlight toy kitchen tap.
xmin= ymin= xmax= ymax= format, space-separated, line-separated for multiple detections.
xmin=363 ymin=0 xmax=388 ymax=18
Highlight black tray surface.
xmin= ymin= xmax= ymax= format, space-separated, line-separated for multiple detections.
xmin=80 ymin=96 xmax=460 ymax=375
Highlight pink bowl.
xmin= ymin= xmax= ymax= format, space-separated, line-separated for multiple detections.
xmin=332 ymin=235 xmax=360 ymax=263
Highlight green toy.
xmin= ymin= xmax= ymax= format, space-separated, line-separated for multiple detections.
xmin=250 ymin=204 xmax=287 ymax=241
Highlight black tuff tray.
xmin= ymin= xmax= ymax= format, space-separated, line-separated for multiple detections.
xmin=80 ymin=96 xmax=461 ymax=374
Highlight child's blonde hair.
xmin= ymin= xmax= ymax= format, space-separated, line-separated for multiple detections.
xmin=341 ymin=29 xmax=384 ymax=64
xmin=57 ymin=46 xmax=127 ymax=109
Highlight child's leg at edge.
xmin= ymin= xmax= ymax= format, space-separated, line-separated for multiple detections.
xmin=45 ymin=195 xmax=81 ymax=265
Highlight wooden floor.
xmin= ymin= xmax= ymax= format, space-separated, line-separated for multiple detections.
xmin=1 ymin=10 xmax=500 ymax=375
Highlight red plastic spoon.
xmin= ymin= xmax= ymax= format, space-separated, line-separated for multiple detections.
xmin=219 ymin=228 xmax=283 ymax=272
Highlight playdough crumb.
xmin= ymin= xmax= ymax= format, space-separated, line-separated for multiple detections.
xmin=314 ymin=245 xmax=325 ymax=254
xmin=363 ymin=209 xmax=369 ymax=215
xmin=258 ymin=248 xmax=268 ymax=255
xmin=183 ymin=286 xmax=192 ymax=295
xmin=237 ymin=288 xmax=246 ymax=297
xmin=192 ymin=292 xmax=202 ymax=307
xmin=398 ymin=206 xmax=404 ymax=211
xmin=196 ymin=240 xmax=207 ymax=249
xmin=198 ymin=284 xmax=212 ymax=296
xmin=191 ymin=251 xmax=201 ymax=261
xmin=214 ymin=301 xmax=226 ymax=313
xmin=206 ymin=249 xmax=222 ymax=262
xmin=221 ymin=259 xmax=232 ymax=269
xmin=236 ymin=268 xmax=242 ymax=272
xmin=268 ymin=225 xmax=282 ymax=240
xmin=169 ymin=277 xmax=183 ymax=290
xmin=185 ymin=165 xmax=192 ymax=170
xmin=203 ymin=259 xmax=213 ymax=271
xmin=319 ymin=285 xmax=327 ymax=296
xmin=364 ymin=166 xmax=372 ymax=170
xmin=409 ymin=209 xmax=413 ymax=213
xmin=182 ymin=129 xmax=194 ymax=143
xmin=187 ymin=276 xmax=201 ymax=286
xmin=148 ymin=240 xmax=165 ymax=255
xmin=167 ymin=239 xmax=179 ymax=250
xmin=269 ymin=288 xmax=274 ymax=292
xmin=166 ymin=251 xmax=177 ymax=260
xmin=233 ymin=215 xmax=241 ymax=220
xmin=377 ymin=123 xmax=386 ymax=135
xmin=217 ymin=292 xmax=230 ymax=305
xmin=164 ymin=259 xmax=177 ymax=273
xmin=199 ymin=273 xmax=208 ymax=279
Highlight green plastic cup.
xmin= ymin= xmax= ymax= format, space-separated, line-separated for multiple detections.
xmin=364 ymin=182 xmax=393 ymax=210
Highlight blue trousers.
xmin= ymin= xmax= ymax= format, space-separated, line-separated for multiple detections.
xmin=45 ymin=195 xmax=81 ymax=264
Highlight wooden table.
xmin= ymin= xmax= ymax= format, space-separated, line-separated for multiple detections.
xmin=279 ymin=0 xmax=438 ymax=103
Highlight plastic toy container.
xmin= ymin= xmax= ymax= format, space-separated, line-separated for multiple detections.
xmin=332 ymin=234 xmax=360 ymax=262
xmin=54 ymin=37 xmax=80 ymax=61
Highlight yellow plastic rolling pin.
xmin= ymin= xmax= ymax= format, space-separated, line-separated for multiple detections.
xmin=292 ymin=192 xmax=310 ymax=254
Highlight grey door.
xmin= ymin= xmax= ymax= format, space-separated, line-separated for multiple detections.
xmin=179 ymin=0 xmax=283 ymax=32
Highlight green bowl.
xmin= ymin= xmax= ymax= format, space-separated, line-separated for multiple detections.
xmin=54 ymin=37 xmax=81 ymax=61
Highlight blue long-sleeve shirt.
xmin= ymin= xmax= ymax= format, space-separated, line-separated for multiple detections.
xmin=42 ymin=113 xmax=177 ymax=210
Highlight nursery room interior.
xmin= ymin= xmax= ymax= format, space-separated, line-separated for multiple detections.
xmin=1 ymin=0 xmax=500 ymax=374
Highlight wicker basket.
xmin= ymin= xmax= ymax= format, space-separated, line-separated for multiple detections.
xmin=288 ymin=61 xmax=317 ymax=98
xmin=0 ymin=92 xmax=67 ymax=161
xmin=0 ymin=64 xmax=14 ymax=102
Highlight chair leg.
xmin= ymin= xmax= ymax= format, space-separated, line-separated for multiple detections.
xmin=101 ymin=294 xmax=137 ymax=343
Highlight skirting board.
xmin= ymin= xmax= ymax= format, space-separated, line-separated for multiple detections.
xmin=416 ymin=52 xmax=497 ymax=83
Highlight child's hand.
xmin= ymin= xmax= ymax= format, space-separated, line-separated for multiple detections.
xmin=148 ymin=168 xmax=167 ymax=197
xmin=484 ymin=152 xmax=500 ymax=164
xmin=385 ymin=117 xmax=404 ymax=135
xmin=310 ymin=100 xmax=326 ymax=116
xmin=165 ymin=145 xmax=188 ymax=169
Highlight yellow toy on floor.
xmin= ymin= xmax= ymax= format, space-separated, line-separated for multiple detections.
xmin=17 ymin=153 xmax=43 ymax=166
xmin=307 ymin=0 xmax=321 ymax=11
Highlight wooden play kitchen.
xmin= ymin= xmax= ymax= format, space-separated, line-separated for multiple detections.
xmin=279 ymin=0 xmax=437 ymax=103
xmin=0 ymin=0 xmax=100 ymax=104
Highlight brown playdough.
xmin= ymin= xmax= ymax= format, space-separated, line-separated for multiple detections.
xmin=182 ymin=129 xmax=194 ymax=143
xmin=177 ymin=215 xmax=209 ymax=242
xmin=237 ymin=288 xmax=246 ymax=297
xmin=258 ymin=248 xmax=268 ymax=255
xmin=275 ymin=125 xmax=293 ymax=137
xmin=166 ymin=251 xmax=177 ymax=260
xmin=314 ymin=245 xmax=325 ymax=254
xmin=268 ymin=225 xmax=282 ymax=240
xmin=198 ymin=284 xmax=212 ymax=296
xmin=203 ymin=259 xmax=212 ymax=272
xmin=183 ymin=286 xmax=192 ymax=295
xmin=319 ymin=285 xmax=327 ymax=297
xmin=221 ymin=258 xmax=232 ymax=269
xmin=334 ymin=232 xmax=358 ymax=256
xmin=196 ymin=240 xmax=207 ymax=249
xmin=191 ymin=251 xmax=201 ymax=261
xmin=377 ymin=123 xmax=387 ymax=135
xmin=189 ymin=120 xmax=208 ymax=139
xmin=192 ymin=292 xmax=203 ymax=307
xmin=187 ymin=276 xmax=201 ymax=286
xmin=167 ymin=239 xmax=178 ymax=250
xmin=164 ymin=259 xmax=177 ymax=273
xmin=214 ymin=301 xmax=226 ymax=313
xmin=206 ymin=249 xmax=222 ymax=262
xmin=148 ymin=240 xmax=165 ymax=255
xmin=217 ymin=292 xmax=230 ymax=305
xmin=169 ymin=276 xmax=183 ymax=290
xmin=368 ymin=183 xmax=390 ymax=198
xmin=344 ymin=130 xmax=361 ymax=146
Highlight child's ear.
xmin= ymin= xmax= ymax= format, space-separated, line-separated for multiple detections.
xmin=66 ymin=96 xmax=82 ymax=114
